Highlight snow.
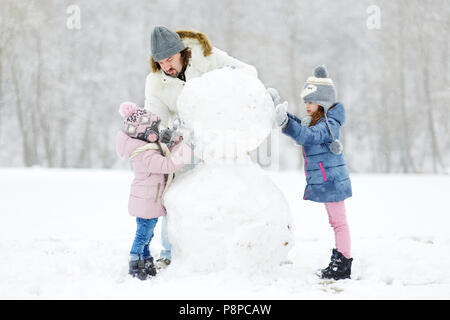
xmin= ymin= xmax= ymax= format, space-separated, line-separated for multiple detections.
xmin=165 ymin=162 xmax=293 ymax=275
xmin=166 ymin=68 xmax=293 ymax=276
xmin=177 ymin=68 xmax=274 ymax=160
xmin=0 ymin=167 xmax=449 ymax=299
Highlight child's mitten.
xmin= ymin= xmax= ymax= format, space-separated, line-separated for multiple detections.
xmin=267 ymin=87 xmax=282 ymax=106
xmin=159 ymin=129 xmax=173 ymax=144
xmin=275 ymin=101 xmax=288 ymax=128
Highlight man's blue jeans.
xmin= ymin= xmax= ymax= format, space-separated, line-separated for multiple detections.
xmin=160 ymin=215 xmax=172 ymax=260
xmin=130 ymin=217 xmax=158 ymax=262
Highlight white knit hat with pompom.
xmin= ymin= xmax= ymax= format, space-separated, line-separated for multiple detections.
xmin=300 ymin=65 xmax=337 ymax=111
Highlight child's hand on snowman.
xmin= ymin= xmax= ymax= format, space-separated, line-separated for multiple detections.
xmin=159 ymin=116 xmax=186 ymax=145
xmin=172 ymin=116 xmax=195 ymax=147
xmin=275 ymin=101 xmax=288 ymax=128
xmin=267 ymin=87 xmax=282 ymax=106
xmin=170 ymin=129 xmax=183 ymax=145
xmin=177 ymin=126 xmax=195 ymax=147
xmin=159 ymin=128 xmax=174 ymax=144
xmin=267 ymin=87 xmax=288 ymax=128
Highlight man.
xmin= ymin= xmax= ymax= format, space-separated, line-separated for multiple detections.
xmin=145 ymin=26 xmax=257 ymax=128
xmin=144 ymin=26 xmax=258 ymax=269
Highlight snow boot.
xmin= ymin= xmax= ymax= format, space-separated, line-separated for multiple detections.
xmin=144 ymin=258 xmax=157 ymax=277
xmin=318 ymin=248 xmax=353 ymax=280
xmin=129 ymin=259 xmax=148 ymax=280
xmin=155 ymin=258 xmax=171 ymax=270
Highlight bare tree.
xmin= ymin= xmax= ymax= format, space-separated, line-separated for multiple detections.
xmin=0 ymin=0 xmax=448 ymax=172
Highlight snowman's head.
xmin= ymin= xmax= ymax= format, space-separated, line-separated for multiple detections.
xmin=177 ymin=68 xmax=274 ymax=161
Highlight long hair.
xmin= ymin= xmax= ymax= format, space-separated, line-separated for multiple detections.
xmin=179 ymin=47 xmax=192 ymax=69
xmin=309 ymin=106 xmax=325 ymax=127
xmin=309 ymin=103 xmax=337 ymax=127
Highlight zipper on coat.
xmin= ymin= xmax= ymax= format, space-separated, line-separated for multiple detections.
xmin=302 ymin=146 xmax=308 ymax=177
xmin=319 ymin=162 xmax=327 ymax=181
xmin=155 ymin=183 xmax=161 ymax=202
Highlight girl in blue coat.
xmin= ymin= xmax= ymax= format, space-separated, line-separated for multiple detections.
xmin=269 ymin=65 xmax=353 ymax=280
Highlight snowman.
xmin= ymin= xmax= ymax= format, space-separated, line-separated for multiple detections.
xmin=164 ymin=67 xmax=293 ymax=275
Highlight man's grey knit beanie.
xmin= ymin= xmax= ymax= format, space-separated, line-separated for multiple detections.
xmin=301 ymin=65 xmax=336 ymax=111
xmin=151 ymin=26 xmax=185 ymax=62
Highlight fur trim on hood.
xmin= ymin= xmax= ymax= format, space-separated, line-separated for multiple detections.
xmin=150 ymin=30 xmax=213 ymax=73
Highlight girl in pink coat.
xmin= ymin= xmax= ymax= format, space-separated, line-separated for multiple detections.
xmin=116 ymin=102 xmax=191 ymax=280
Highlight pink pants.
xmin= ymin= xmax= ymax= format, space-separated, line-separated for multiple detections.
xmin=325 ymin=201 xmax=351 ymax=259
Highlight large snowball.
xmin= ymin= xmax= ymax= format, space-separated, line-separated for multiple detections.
xmin=164 ymin=162 xmax=293 ymax=275
xmin=177 ymin=67 xmax=274 ymax=160
xmin=166 ymin=67 xmax=293 ymax=276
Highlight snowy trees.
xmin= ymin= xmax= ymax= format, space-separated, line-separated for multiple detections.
xmin=0 ymin=0 xmax=448 ymax=173
xmin=363 ymin=0 xmax=449 ymax=173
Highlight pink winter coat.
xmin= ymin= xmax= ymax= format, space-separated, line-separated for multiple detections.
xmin=116 ymin=130 xmax=192 ymax=219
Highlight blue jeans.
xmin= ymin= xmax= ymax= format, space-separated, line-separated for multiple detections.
xmin=130 ymin=217 xmax=158 ymax=262
xmin=160 ymin=215 xmax=172 ymax=260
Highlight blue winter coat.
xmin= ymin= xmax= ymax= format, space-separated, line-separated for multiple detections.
xmin=282 ymin=103 xmax=352 ymax=203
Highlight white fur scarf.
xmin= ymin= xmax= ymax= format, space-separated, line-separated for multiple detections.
xmin=129 ymin=142 xmax=174 ymax=204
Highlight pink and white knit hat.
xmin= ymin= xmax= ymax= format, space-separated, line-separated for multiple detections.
xmin=118 ymin=102 xmax=161 ymax=142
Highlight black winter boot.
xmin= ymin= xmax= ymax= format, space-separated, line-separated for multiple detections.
xmin=129 ymin=259 xmax=148 ymax=280
xmin=144 ymin=258 xmax=157 ymax=277
xmin=318 ymin=249 xmax=353 ymax=280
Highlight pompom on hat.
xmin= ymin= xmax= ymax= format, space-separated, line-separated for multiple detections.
xmin=313 ymin=65 xmax=329 ymax=78
xmin=119 ymin=102 xmax=161 ymax=142
xmin=119 ymin=101 xmax=137 ymax=118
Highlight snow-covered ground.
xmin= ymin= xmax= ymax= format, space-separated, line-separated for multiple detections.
xmin=0 ymin=167 xmax=449 ymax=299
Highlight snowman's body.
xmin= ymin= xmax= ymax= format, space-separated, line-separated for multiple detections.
xmin=164 ymin=68 xmax=293 ymax=274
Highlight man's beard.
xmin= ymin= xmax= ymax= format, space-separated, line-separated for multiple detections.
xmin=164 ymin=68 xmax=179 ymax=78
